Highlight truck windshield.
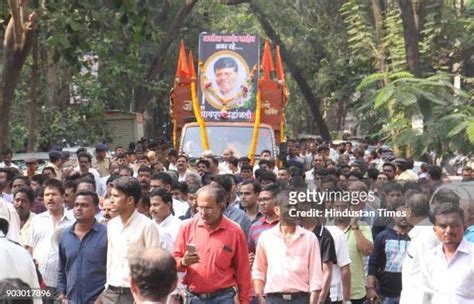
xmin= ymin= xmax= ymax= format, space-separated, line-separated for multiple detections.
xmin=181 ymin=126 xmax=274 ymax=158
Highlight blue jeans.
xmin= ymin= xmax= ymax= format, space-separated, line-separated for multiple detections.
xmin=265 ymin=294 xmax=309 ymax=304
xmin=381 ymin=296 xmax=400 ymax=304
xmin=186 ymin=289 xmax=235 ymax=304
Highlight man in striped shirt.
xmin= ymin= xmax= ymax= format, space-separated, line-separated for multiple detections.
xmin=248 ymin=183 xmax=280 ymax=254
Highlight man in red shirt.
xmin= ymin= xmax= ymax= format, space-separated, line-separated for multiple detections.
xmin=173 ymin=185 xmax=251 ymax=304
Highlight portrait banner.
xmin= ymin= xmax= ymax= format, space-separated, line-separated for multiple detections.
xmin=198 ymin=33 xmax=260 ymax=122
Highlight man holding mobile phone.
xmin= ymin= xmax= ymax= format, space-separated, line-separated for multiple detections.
xmin=173 ymin=185 xmax=251 ymax=304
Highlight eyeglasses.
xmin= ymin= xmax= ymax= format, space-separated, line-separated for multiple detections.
xmin=257 ymin=197 xmax=272 ymax=203
xmin=197 ymin=206 xmax=215 ymax=213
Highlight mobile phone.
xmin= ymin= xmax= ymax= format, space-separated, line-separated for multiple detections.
xmin=186 ymin=244 xmax=196 ymax=254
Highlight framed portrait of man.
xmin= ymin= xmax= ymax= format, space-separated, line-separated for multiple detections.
xmin=198 ymin=33 xmax=259 ymax=122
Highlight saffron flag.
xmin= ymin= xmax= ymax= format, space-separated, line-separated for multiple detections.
xmin=275 ymin=45 xmax=284 ymax=81
xmin=175 ymin=39 xmax=190 ymax=79
xmin=188 ymin=50 xmax=196 ymax=79
xmin=261 ymin=38 xmax=274 ymax=81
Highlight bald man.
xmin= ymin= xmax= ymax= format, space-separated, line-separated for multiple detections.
xmin=129 ymin=247 xmax=178 ymax=304
xmin=218 ymin=149 xmax=234 ymax=174
xmin=173 ymin=185 xmax=251 ymax=304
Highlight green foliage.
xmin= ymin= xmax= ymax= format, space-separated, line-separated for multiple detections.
xmin=3 ymin=0 xmax=474 ymax=151
xmin=5 ymin=0 xmax=170 ymax=150
xmin=383 ymin=7 xmax=407 ymax=72
xmin=340 ymin=0 xmax=377 ymax=65
xmin=358 ymin=72 xmax=474 ymax=156
xmin=36 ymin=103 xmax=108 ymax=149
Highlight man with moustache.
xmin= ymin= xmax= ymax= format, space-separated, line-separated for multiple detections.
xmin=176 ymin=154 xmax=192 ymax=182
xmin=213 ymin=57 xmax=241 ymax=101
xmin=12 ymin=186 xmax=36 ymax=246
xmin=100 ymin=200 xmax=117 ymax=225
xmin=26 ymin=179 xmax=75 ymax=303
xmin=421 ymin=203 xmax=474 ymax=303
xmin=137 ymin=166 xmax=152 ymax=192
xmin=367 ymin=205 xmax=411 ymax=304
xmin=57 ymin=191 xmax=107 ymax=304
xmin=149 ymin=188 xmax=182 ymax=245
xmin=173 ymin=185 xmax=251 ymax=304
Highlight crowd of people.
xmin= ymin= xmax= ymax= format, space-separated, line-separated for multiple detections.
xmin=0 ymin=137 xmax=473 ymax=304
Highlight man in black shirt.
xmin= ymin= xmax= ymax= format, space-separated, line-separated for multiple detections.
xmin=301 ymin=200 xmax=337 ymax=303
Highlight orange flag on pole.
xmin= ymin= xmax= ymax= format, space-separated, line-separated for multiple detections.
xmin=175 ymin=39 xmax=189 ymax=79
xmin=261 ymin=39 xmax=274 ymax=81
xmin=275 ymin=45 xmax=284 ymax=81
xmin=188 ymin=50 xmax=196 ymax=80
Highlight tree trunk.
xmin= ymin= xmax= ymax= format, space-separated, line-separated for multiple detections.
xmin=46 ymin=47 xmax=60 ymax=106
xmin=371 ymin=0 xmax=389 ymax=85
xmin=398 ymin=0 xmax=422 ymax=77
xmin=412 ymin=0 xmax=429 ymax=34
xmin=250 ymin=0 xmax=331 ymax=140
xmin=27 ymin=26 xmax=39 ymax=152
xmin=0 ymin=6 xmax=37 ymax=150
xmin=134 ymin=0 xmax=198 ymax=113
xmin=371 ymin=0 xmax=384 ymax=42
xmin=58 ymin=65 xmax=73 ymax=109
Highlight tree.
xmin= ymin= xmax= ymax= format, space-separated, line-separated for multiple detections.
xmin=341 ymin=0 xmax=473 ymax=155
xmin=0 ymin=0 xmax=37 ymax=150
xmin=357 ymin=72 xmax=474 ymax=157
xmin=249 ymin=0 xmax=331 ymax=140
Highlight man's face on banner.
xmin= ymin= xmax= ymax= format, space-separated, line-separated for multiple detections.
xmin=215 ymin=67 xmax=238 ymax=97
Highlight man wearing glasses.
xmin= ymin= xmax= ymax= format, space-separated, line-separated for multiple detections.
xmin=173 ymin=185 xmax=251 ymax=304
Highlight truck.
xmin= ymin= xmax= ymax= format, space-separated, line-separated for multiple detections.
xmin=171 ymin=33 xmax=286 ymax=161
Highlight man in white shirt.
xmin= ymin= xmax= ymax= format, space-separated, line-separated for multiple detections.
xmin=12 ymin=186 xmax=36 ymax=246
xmin=422 ymin=203 xmax=474 ymax=304
xmin=75 ymin=152 xmax=101 ymax=192
xmin=0 ymin=167 xmax=14 ymax=204
xmin=150 ymin=172 xmax=189 ymax=218
xmin=149 ymin=188 xmax=182 ymax=243
xmin=0 ymin=198 xmax=41 ymax=304
xmin=0 ymin=149 xmax=19 ymax=169
xmin=218 ymin=148 xmax=234 ymax=174
xmin=149 ymin=188 xmax=185 ymax=302
xmin=25 ymin=179 xmax=74 ymax=301
xmin=176 ymin=154 xmax=193 ymax=182
xmin=100 ymin=177 xmax=160 ymax=304
xmin=400 ymin=193 xmax=439 ymax=304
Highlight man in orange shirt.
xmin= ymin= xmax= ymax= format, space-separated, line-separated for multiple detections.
xmin=173 ymin=185 xmax=251 ymax=304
